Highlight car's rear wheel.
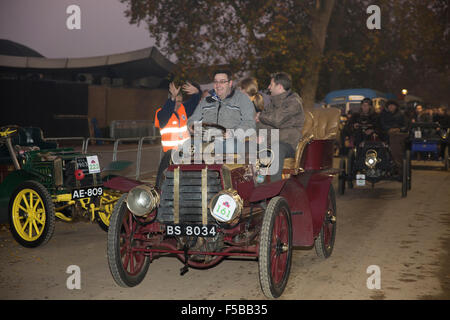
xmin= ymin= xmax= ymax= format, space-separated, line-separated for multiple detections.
xmin=8 ymin=180 xmax=55 ymax=248
xmin=314 ymin=185 xmax=337 ymax=259
xmin=258 ymin=196 xmax=292 ymax=299
xmin=107 ymin=194 xmax=150 ymax=287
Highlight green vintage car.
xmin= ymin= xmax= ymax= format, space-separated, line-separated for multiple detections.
xmin=0 ymin=125 xmax=121 ymax=248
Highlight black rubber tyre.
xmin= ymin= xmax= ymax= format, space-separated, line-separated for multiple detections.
xmin=405 ymin=149 xmax=412 ymax=190
xmin=338 ymin=158 xmax=346 ymax=195
xmin=347 ymin=149 xmax=354 ymax=189
xmin=402 ymin=158 xmax=408 ymax=198
xmin=107 ymin=194 xmax=150 ymax=287
xmin=314 ymin=185 xmax=337 ymax=259
xmin=8 ymin=180 xmax=55 ymax=248
xmin=258 ymin=196 xmax=293 ymax=299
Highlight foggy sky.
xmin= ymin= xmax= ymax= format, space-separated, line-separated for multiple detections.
xmin=0 ymin=0 xmax=157 ymax=59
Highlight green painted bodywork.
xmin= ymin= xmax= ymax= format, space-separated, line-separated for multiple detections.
xmin=0 ymin=147 xmax=98 ymax=223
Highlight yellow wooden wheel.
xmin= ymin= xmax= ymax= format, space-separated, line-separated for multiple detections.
xmin=96 ymin=190 xmax=121 ymax=232
xmin=9 ymin=181 xmax=55 ymax=247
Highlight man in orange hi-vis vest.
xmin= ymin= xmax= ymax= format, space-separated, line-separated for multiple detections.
xmin=154 ymin=81 xmax=201 ymax=188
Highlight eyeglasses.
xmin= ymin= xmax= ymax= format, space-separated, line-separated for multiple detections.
xmin=213 ymin=80 xmax=230 ymax=85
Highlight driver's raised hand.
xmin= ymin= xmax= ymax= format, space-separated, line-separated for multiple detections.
xmin=182 ymin=81 xmax=199 ymax=96
xmin=169 ymin=82 xmax=181 ymax=100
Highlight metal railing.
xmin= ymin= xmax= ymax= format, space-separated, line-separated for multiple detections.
xmin=110 ymin=120 xmax=159 ymax=139
xmin=82 ymin=137 xmax=116 ymax=153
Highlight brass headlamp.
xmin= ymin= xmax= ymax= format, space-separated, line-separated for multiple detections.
xmin=365 ymin=149 xmax=378 ymax=169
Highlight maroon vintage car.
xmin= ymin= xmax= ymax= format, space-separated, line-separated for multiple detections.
xmin=106 ymin=108 xmax=341 ymax=299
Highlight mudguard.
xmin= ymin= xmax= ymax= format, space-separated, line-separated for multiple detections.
xmin=103 ymin=176 xmax=143 ymax=193
xmin=305 ymin=173 xmax=334 ymax=238
xmin=248 ymin=180 xmax=286 ymax=203
xmin=278 ymin=178 xmax=314 ymax=247
xmin=0 ymin=169 xmax=40 ymax=223
xmin=248 ymin=172 xmax=334 ymax=246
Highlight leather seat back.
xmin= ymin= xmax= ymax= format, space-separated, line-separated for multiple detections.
xmin=310 ymin=107 xmax=340 ymax=140
xmin=283 ymin=107 xmax=340 ymax=174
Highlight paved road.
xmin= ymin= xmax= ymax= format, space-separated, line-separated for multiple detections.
xmin=0 ymin=162 xmax=449 ymax=300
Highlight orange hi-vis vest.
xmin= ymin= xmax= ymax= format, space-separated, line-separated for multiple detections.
xmin=155 ymin=104 xmax=190 ymax=152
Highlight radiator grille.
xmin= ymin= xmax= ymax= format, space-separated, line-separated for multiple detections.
xmin=158 ymin=169 xmax=222 ymax=224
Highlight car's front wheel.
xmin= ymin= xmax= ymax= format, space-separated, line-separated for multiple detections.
xmin=107 ymin=194 xmax=150 ymax=287
xmin=258 ymin=196 xmax=292 ymax=299
xmin=8 ymin=180 xmax=55 ymax=248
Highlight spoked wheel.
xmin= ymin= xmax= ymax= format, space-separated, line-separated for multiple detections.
xmin=107 ymin=194 xmax=150 ymax=287
xmin=314 ymin=185 xmax=337 ymax=259
xmin=258 ymin=196 xmax=292 ymax=299
xmin=8 ymin=180 xmax=55 ymax=248
xmin=96 ymin=190 xmax=121 ymax=232
xmin=338 ymin=158 xmax=346 ymax=195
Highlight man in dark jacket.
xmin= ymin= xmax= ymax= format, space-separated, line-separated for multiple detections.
xmin=379 ymin=100 xmax=407 ymax=169
xmin=257 ymin=72 xmax=305 ymax=181
xmin=344 ymin=97 xmax=380 ymax=147
xmin=379 ymin=100 xmax=406 ymax=134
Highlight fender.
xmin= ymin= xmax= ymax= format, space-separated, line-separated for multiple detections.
xmin=305 ymin=172 xmax=334 ymax=238
xmin=0 ymin=169 xmax=40 ymax=223
xmin=248 ymin=179 xmax=286 ymax=203
xmin=103 ymin=175 xmax=143 ymax=193
xmin=278 ymin=178 xmax=314 ymax=247
xmin=249 ymin=177 xmax=315 ymax=246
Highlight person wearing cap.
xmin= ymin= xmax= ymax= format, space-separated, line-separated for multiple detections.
xmin=344 ymin=97 xmax=380 ymax=147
